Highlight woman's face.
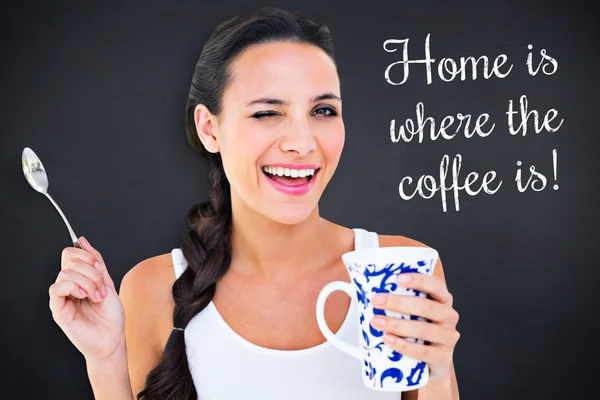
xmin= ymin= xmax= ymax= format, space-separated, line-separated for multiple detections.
xmin=198 ymin=41 xmax=345 ymax=225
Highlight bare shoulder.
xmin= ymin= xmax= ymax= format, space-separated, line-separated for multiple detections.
xmin=120 ymin=252 xmax=176 ymax=298
xmin=118 ymin=252 xmax=177 ymax=395
xmin=377 ymin=233 xmax=430 ymax=248
xmin=119 ymin=252 xmax=177 ymax=318
xmin=377 ymin=234 xmax=447 ymax=283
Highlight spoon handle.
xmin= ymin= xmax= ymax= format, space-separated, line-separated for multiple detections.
xmin=44 ymin=192 xmax=80 ymax=248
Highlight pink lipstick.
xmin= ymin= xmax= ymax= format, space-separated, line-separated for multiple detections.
xmin=262 ymin=167 xmax=319 ymax=196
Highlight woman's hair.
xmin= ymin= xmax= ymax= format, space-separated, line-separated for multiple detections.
xmin=137 ymin=7 xmax=337 ymax=400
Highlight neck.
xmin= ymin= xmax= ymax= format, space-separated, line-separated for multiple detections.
xmin=229 ymin=196 xmax=337 ymax=280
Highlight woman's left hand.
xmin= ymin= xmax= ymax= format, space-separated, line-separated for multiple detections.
xmin=369 ymin=272 xmax=460 ymax=383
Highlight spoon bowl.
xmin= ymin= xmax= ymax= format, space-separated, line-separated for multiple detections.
xmin=22 ymin=147 xmax=49 ymax=193
xmin=22 ymin=147 xmax=81 ymax=248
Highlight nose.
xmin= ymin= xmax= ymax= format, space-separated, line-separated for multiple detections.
xmin=279 ymin=117 xmax=317 ymax=156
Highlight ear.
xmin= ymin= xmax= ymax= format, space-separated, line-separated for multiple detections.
xmin=194 ymin=104 xmax=220 ymax=153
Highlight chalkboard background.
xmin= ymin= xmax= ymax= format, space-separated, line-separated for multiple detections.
xmin=2 ymin=0 xmax=598 ymax=399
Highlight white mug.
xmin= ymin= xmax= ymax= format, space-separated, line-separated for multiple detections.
xmin=316 ymin=246 xmax=438 ymax=392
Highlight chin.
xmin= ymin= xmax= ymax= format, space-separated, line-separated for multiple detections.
xmin=265 ymin=205 xmax=316 ymax=225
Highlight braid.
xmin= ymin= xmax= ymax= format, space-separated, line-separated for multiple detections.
xmin=137 ymin=154 xmax=232 ymax=400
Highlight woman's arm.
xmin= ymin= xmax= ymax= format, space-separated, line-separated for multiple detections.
xmin=402 ymin=362 xmax=459 ymax=399
xmin=119 ymin=255 xmax=176 ymax=397
xmin=86 ymin=347 xmax=135 ymax=400
xmin=82 ymin=255 xmax=169 ymax=400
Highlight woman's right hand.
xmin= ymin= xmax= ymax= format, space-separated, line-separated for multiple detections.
xmin=49 ymin=236 xmax=126 ymax=363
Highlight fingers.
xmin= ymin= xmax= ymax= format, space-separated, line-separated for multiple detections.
xmin=61 ymin=245 xmax=97 ymax=271
xmin=370 ymin=273 xmax=460 ymax=382
xmin=48 ymin=280 xmax=86 ymax=316
xmin=396 ymin=273 xmax=453 ymax=304
xmin=371 ymin=315 xmax=459 ymax=347
xmin=56 ymin=269 xmax=105 ymax=303
xmin=79 ymin=236 xmax=115 ymax=289
xmin=381 ymin=332 xmax=455 ymax=367
xmin=50 ymin=236 xmax=111 ymax=325
xmin=372 ymin=293 xmax=458 ymax=325
xmin=61 ymin=246 xmax=106 ymax=298
xmin=63 ymin=255 xmax=105 ymax=295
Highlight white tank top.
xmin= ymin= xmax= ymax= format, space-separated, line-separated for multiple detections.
xmin=171 ymin=228 xmax=399 ymax=400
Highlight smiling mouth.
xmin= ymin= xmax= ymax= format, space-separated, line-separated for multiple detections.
xmin=262 ymin=168 xmax=320 ymax=186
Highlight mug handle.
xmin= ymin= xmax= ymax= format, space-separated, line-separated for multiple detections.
xmin=316 ymin=281 xmax=363 ymax=361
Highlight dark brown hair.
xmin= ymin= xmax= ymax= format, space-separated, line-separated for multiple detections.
xmin=137 ymin=6 xmax=337 ymax=400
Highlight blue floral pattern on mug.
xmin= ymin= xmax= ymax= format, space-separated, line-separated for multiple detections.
xmin=348 ymin=257 xmax=435 ymax=390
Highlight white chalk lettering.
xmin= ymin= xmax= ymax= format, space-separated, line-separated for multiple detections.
xmin=399 ymin=154 xmax=503 ymax=212
xmin=384 ymin=34 xmax=513 ymax=85
xmin=507 ymin=95 xmax=564 ymax=136
xmin=527 ymin=44 xmax=559 ymax=76
xmin=390 ymin=102 xmax=496 ymax=143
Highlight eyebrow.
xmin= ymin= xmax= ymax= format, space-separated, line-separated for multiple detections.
xmin=244 ymin=93 xmax=342 ymax=107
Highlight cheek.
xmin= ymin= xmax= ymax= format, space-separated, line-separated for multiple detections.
xmin=230 ymin=121 xmax=273 ymax=152
xmin=220 ymin=125 xmax=269 ymax=186
xmin=319 ymin=124 xmax=345 ymax=164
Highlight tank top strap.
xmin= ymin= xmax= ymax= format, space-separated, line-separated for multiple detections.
xmin=171 ymin=248 xmax=188 ymax=279
xmin=352 ymin=228 xmax=380 ymax=250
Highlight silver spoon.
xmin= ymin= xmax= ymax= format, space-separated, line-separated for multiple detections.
xmin=22 ymin=147 xmax=81 ymax=248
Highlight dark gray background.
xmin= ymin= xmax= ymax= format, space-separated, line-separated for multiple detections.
xmin=2 ymin=0 xmax=598 ymax=399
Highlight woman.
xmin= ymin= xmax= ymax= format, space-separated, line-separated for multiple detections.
xmin=49 ymin=7 xmax=460 ymax=400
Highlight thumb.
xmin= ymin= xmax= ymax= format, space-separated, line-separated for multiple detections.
xmin=79 ymin=236 xmax=115 ymax=289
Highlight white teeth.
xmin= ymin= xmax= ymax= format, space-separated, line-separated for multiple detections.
xmin=262 ymin=166 xmax=317 ymax=178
